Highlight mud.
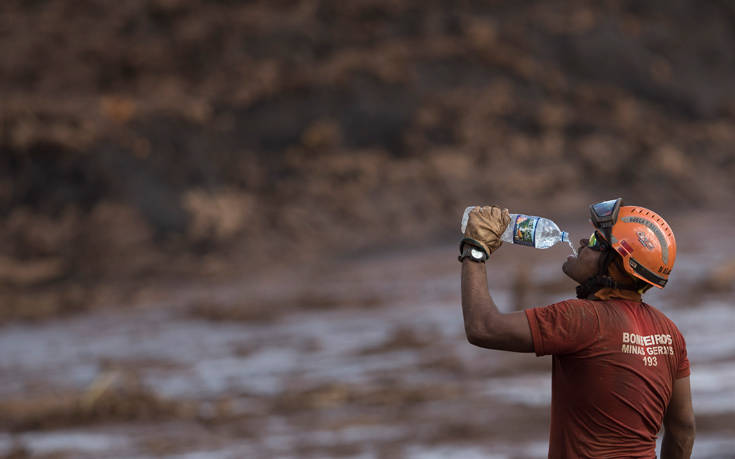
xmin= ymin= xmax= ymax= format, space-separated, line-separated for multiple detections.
xmin=2 ymin=1 xmax=735 ymax=457
xmin=0 ymin=212 xmax=733 ymax=458
xmin=2 ymin=0 xmax=735 ymax=302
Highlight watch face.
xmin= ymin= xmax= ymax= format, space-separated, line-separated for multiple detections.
xmin=470 ymin=248 xmax=484 ymax=260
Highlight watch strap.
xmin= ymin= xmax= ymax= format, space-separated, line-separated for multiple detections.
xmin=458 ymin=243 xmax=488 ymax=263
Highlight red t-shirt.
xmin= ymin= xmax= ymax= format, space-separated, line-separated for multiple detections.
xmin=525 ymin=299 xmax=690 ymax=459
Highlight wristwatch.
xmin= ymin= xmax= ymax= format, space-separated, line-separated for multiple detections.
xmin=458 ymin=244 xmax=488 ymax=263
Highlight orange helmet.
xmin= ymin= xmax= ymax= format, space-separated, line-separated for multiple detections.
xmin=590 ymin=199 xmax=676 ymax=289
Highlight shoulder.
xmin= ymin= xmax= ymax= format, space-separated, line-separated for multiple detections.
xmin=537 ymin=298 xmax=601 ymax=315
xmin=527 ymin=298 xmax=601 ymax=324
xmin=541 ymin=298 xmax=599 ymax=310
xmin=643 ymin=302 xmax=683 ymax=330
xmin=640 ymin=303 xmax=689 ymax=354
xmin=532 ymin=299 xmax=642 ymax=330
xmin=525 ymin=298 xmax=603 ymax=356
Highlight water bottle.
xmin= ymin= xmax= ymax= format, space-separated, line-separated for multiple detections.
xmin=461 ymin=206 xmax=573 ymax=251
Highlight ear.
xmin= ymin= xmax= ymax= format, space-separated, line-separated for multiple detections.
xmin=607 ymin=253 xmax=637 ymax=285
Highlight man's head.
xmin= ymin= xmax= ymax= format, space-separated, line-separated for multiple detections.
xmin=563 ymin=199 xmax=677 ymax=298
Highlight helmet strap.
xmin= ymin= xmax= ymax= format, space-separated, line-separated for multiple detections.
xmin=576 ymin=249 xmax=639 ymax=299
xmin=576 ymin=275 xmax=618 ymax=299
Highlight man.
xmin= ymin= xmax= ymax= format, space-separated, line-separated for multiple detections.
xmin=458 ymin=199 xmax=694 ymax=458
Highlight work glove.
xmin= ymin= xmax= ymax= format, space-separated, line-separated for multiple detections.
xmin=460 ymin=206 xmax=511 ymax=257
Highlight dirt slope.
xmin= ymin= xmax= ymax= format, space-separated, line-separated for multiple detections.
xmin=1 ymin=0 xmax=734 ymax=304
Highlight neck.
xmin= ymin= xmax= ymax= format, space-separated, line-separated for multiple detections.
xmin=593 ymin=287 xmax=642 ymax=302
xmin=576 ymin=276 xmax=643 ymax=302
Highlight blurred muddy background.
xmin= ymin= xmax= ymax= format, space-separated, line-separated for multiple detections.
xmin=1 ymin=1 xmax=735 ymax=458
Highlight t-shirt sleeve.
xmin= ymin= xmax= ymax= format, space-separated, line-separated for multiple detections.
xmin=525 ymin=300 xmax=601 ymax=356
xmin=676 ymin=330 xmax=690 ymax=379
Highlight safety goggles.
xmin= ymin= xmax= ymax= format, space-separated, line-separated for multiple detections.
xmin=589 ymin=198 xmax=622 ymax=243
xmin=587 ymin=231 xmax=610 ymax=252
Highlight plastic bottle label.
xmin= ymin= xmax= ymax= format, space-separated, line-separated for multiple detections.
xmin=513 ymin=215 xmax=538 ymax=247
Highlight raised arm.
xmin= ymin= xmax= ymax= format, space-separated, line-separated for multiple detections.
xmin=461 ymin=258 xmax=534 ymax=352
xmin=459 ymin=206 xmax=533 ymax=352
xmin=661 ymin=376 xmax=695 ymax=459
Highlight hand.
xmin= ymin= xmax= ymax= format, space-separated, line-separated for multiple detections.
xmin=461 ymin=206 xmax=511 ymax=256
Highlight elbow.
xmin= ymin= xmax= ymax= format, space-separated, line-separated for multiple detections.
xmin=461 ymin=298 xmax=502 ymax=349
xmin=464 ymin=324 xmax=494 ymax=348
xmin=682 ymin=421 xmax=696 ymax=441
xmin=666 ymin=419 xmax=696 ymax=443
xmin=669 ymin=417 xmax=696 ymax=436
xmin=465 ymin=328 xmax=481 ymax=346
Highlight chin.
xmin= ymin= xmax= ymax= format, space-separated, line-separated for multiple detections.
xmin=561 ymin=262 xmax=576 ymax=282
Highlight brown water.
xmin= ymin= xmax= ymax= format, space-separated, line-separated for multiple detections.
xmin=0 ymin=214 xmax=734 ymax=458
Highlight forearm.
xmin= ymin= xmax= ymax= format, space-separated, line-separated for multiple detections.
xmin=661 ymin=426 xmax=694 ymax=459
xmin=461 ymin=259 xmax=502 ymax=345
